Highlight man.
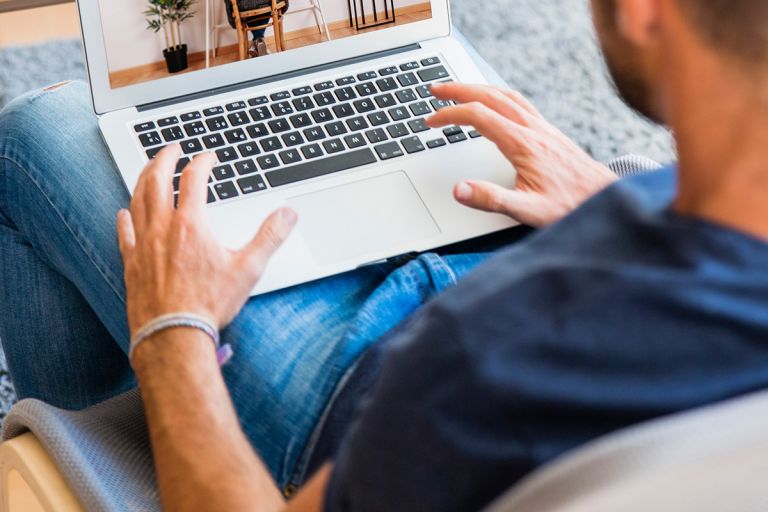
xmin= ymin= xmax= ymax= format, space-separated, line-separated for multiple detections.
xmin=1 ymin=0 xmax=767 ymax=511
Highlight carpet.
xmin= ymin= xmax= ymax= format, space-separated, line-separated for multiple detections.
xmin=0 ymin=0 xmax=676 ymax=423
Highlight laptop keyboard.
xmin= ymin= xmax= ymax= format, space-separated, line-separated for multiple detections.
xmin=132 ymin=56 xmax=482 ymax=206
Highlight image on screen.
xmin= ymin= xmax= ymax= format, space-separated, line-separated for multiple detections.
xmin=99 ymin=0 xmax=433 ymax=89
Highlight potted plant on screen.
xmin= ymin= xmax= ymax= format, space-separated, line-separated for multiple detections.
xmin=145 ymin=0 xmax=196 ymax=74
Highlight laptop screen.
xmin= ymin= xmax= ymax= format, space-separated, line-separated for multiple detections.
xmin=99 ymin=0 xmax=433 ymax=90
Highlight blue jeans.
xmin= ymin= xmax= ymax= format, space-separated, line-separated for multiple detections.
xmin=0 ymin=34 xmax=511 ymax=490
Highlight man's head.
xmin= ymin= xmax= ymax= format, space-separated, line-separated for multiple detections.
xmin=590 ymin=0 xmax=768 ymax=123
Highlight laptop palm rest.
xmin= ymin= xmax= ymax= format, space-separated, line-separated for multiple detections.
xmin=287 ymin=171 xmax=441 ymax=266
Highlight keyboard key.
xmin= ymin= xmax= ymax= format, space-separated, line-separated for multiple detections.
xmin=206 ymin=116 xmax=229 ymax=131
xmin=266 ymin=148 xmax=377 ymax=187
xmin=448 ymin=132 xmax=468 ymax=143
xmin=312 ymin=108 xmax=333 ymax=123
xmin=367 ymin=111 xmax=389 ymax=126
xmin=134 ymin=121 xmax=155 ymax=133
xmin=261 ymin=136 xmax=283 ymax=152
xmin=420 ymin=56 xmax=440 ymax=66
xmin=335 ymin=87 xmax=357 ymax=102
xmin=214 ymin=181 xmax=239 ymax=200
xmin=282 ymin=131 xmax=305 ymax=147
xmin=161 ymin=126 xmax=185 ymax=142
xmin=173 ymin=175 xmax=181 ymax=192
xmin=225 ymin=128 xmax=248 ymax=144
xmin=257 ymin=154 xmax=280 ymax=170
xmin=336 ymin=76 xmax=356 ymax=85
xmin=430 ymin=98 xmax=452 ymax=110
xmin=139 ymin=131 xmax=163 ymax=147
xmin=355 ymin=82 xmax=376 ymax=97
xmin=268 ymin=118 xmax=291 ymax=133
xmin=388 ymin=106 xmax=411 ymax=121
xmin=426 ymin=138 xmax=447 ymax=149
xmin=378 ymin=66 xmax=399 ymax=76
xmin=272 ymin=101 xmax=294 ymax=116
xmin=203 ymin=106 xmax=224 ymax=116
xmin=226 ymin=101 xmax=247 ymax=111
xmin=387 ymin=123 xmax=409 ymax=138
xmin=238 ymin=174 xmax=268 ymax=194
xmin=346 ymin=116 xmax=369 ymax=132
xmin=469 ymin=130 xmax=482 ymax=138
xmin=250 ymin=106 xmax=272 ymax=121
xmin=292 ymin=96 xmax=315 ymax=112
xmin=400 ymin=61 xmax=419 ymax=71
xmin=323 ymin=138 xmax=345 ymax=154
xmin=279 ymin=148 xmax=302 ymax=164
xmin=408 ymin=118 xmax=429 ymax=133
xmin=289 ymin=113 xmax=312 ymax=129
xmin=409 ymin=101 xmax=432 ymax=116
xmin=202 ymin=133 xmax=225 ymax=148
xmin=212 ymin=164 xmax=236 ymax=181
xmin=304 ymin=126 xmax=326 ymax=141
xmin=344 ymin=133 xmax=366 ymax=148
xmin=397 ymin=72 xmax=419 ymax=87
xmin=325 ymin=121 xmax=348 ymax=136
xmin=270 ymin=91 xmax=291 ymax=101
xmin=301 ymin=143 xmax=323 ymax=159
xmin=313 ymin=91 xmax=336 ymax=106
xmin=292 ymin=86 xmax=313 ymax=96
xmin=235 ymin=159 xmax=259 ymax=175
xmin=158 ymin=116 xmax=178 ymax=127
xmin=356 ymin=71 xmax=377 ymax=81
xmin=314 ymin=80 xmax=335 ymax=91
xmin=174 ymin=157 xmax=190 ymax=174
xmin=184 ymin=121 xmax=207 ymax=136
xmin=227 ymin=111 xmax=250 ymax=126
xmin=374 ymin=141 xmax=404 ymax=160
xmin=418 ymin=66 xmax=449 ymax=82
xmin=396 ymin=89 xmax=418 ymax=104
xmin=247 ymin=123 xmax=269 ymax=139
xmin=146 ymin=146 xmax=165 ymax=159
xmin=332 ymin=103 xmax=355 ymax=118
xmin=248 ymin=96 xmax=268 ymax=106
xmin=443 ymin=126 xmax=463 ymax=137
xmin=207 ymin=187 xmax=216 ymax=204
xmin=238 ymin=141 xmax=261 ymax=157
xmin=376 ymin=77 xmax=398 ymax=92
xmin=365 ymin=128 xmax=388 ymax=143
xmin=180 ymin=112 xmax=201 ymax=122
xmin=416 ymin=84 xmax=432 ymax=98
xmin=181 ymin=139 xmax=203 ymax=154
xmin=353 ymin=98 xmax=376 ymax=113
xmin=401 ymin=136 xmax=425 ymax=154
xmin=216 ymin=147 xmax=238 ymax=162
xmin=374 ymin=93 xmax=397 ymax=109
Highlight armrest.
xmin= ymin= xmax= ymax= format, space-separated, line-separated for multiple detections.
xmin=0 ymin=433 xmax=83 ymax=512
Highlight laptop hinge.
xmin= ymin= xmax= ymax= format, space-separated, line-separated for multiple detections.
xmin=136 ymin=43 xmax=422 ymax=112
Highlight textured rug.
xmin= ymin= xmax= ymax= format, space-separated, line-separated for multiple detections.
xmin=0 ymin=0 xmax=676 ymax=423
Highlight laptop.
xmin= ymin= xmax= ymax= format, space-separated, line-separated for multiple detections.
xmin=76 ymin=0 xmax=517 ymax=295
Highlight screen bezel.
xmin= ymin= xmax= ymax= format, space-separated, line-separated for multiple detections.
xmin=77 ymin=0 xmax=450 ymax=114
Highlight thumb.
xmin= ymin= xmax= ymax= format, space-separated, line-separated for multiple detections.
xmin=454 ymin=180 xmax=540 ymax=225
xmin=238 ymin=208 xmax=298 ymax=279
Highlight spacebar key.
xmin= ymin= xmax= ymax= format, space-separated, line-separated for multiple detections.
xmin=265 ymin=148 xmax=377 ymax=187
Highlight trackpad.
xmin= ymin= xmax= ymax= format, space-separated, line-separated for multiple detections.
xmin=288 ymin=172 xmax=440 ymax=265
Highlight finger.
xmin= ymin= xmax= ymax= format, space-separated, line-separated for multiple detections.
xmin=237 ymin=208 xmax=298 ymax=281
xmin=430 ymin=83 xmax=537 ymax=126
xmin=427 ymin=102 xmax=527 ymax=154
xmin=178 ymin=152 xmax=217 ymax=211
xmin=454 ymin=180 xmax=538 ymax=222
xmin=116 ymin=208 xmax=136 ymax=260
xmin=132 ymin=144 xmax=181 ymax=230
xmin=491 ymin=87 xmax=543 ymax=118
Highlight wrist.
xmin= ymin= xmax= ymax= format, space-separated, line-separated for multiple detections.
xmin=132 ymin=327 xmax=216 ymax=376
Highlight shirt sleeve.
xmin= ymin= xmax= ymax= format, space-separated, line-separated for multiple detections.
xmin=323 ymin=303 xmax=535 ymax=512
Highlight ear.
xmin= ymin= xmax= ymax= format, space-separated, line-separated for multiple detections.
xmin=615 ymin=0 xmax=662 ymax=45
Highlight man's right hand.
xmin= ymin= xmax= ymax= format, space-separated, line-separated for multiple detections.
xmin=427 ymin=83 xmax=618 ymax=228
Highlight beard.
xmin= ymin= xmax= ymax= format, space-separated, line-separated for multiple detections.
xmin=591 ymin=0 xmax=662 ymax=124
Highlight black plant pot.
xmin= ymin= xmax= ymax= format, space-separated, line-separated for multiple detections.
xmin=163 ymin=44 xmax=188 ymax=74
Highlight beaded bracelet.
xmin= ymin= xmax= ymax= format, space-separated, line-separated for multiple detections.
xmin=129 ymin=312 xmax=233 ymax=366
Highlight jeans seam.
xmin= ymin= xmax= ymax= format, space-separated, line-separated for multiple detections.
xmin=0 ymin=155 xmax=125 ymax=306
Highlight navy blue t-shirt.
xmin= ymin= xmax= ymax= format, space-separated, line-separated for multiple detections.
xmin=323 ymin=167 xmax=768 ymax=511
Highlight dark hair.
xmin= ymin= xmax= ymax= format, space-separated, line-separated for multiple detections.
xmin=678 ymin=0 xmax=768 ymax=62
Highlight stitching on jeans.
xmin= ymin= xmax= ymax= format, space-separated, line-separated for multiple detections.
xmin=0 ymin=155 xmax=126 ymax=306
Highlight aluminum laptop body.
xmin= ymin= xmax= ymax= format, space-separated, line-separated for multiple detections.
xmin=77 ymin=0 xmax=517 ymax=295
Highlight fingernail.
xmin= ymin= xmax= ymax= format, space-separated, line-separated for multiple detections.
xmin=456 ymin=182 xmax=473 ymax=201
xmin=280 ymin=208 xmax=298 ymax=226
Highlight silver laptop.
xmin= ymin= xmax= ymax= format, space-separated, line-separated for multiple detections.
xmin=77 ymin=0 xmax=517 ymax=295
